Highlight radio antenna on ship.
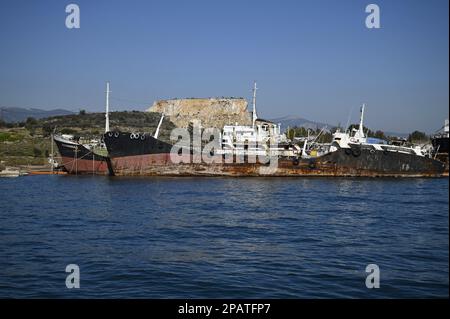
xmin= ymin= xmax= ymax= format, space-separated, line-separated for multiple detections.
xmin=252 ymin=81 xmax=258 ymax=128
xmin=105 ymin=81 xmax=111 ymax=133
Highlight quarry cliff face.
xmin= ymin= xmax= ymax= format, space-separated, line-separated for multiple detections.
xmin=146 ymin=98 xmax=252 ymax=128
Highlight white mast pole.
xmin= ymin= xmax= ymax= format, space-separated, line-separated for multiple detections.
xmin=358 ymin=103 xmax=365 ymax=138
xmin=252 ymin=81 xmax=258 ymax=128
xmin=51 ymin=133 xmax=54 ymax=174
xmin=302 ymin=129 xmax=309 ymax=156
xmin=154 ymin=113 xmax=165 ymax=139
xmin=105 ymin=81 xmax=110 ymax=133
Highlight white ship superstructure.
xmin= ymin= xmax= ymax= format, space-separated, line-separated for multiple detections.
xmin=218 ymin=82 xmax=299 ymax=157
xmin=329 ymin=104 xmax=427 ymax=157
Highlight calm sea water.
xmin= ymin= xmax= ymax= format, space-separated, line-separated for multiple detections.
xmin=0 ymin=175 xmax=448 ymax=298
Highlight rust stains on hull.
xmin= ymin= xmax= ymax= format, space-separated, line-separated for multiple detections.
xmin=109 ymin=149 xmax=446 ymax=178
xmin=112 ymin=165 xmax=444 ymax=178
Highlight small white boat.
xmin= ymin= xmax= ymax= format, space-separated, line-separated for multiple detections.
xmin=0 ymin=167 xmax=27 ymax=178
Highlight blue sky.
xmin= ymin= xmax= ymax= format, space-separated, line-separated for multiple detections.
xmin=0 ymin=0 xmax=448 ymax=133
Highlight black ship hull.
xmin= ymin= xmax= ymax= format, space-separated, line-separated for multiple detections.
xmin=53 ymin=135 xmax=110 ymax=175
xmin=103 ymin=131 xmax=445 ymax=177
xmin=432 ymin=136 xmax=449 ymax=154
xmin=103 ymin=131 xmax=176 ymax=175
xmin=293 ymin=146 xmax=446 ymax=177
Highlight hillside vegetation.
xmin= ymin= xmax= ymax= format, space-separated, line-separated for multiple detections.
xmin=0 ymin=111 xmax=176 ymax=166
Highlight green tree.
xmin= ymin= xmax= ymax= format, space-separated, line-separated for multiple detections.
xmin=373 ymin=130 xmax=386 ymax=140
xmin=25 ymin=117 xmax=38 ymax=130
xmin=285 ymin=126 xmax=310 ymax=139
xmin=60 ymin=128 xmax=77 ymax=135
xmin=33 ymin=147 xmax=42 ymax=157
xmin=408 ymin=131 xmax=428 ymax=143
xmin=42 ymin=123 xmax=54 ymax=137
xmin=26 ymin=117 xmax=37 ymax=125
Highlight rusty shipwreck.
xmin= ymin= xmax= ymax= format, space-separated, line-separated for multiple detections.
xmin=102 ymin=84 xmax=445 ymax=177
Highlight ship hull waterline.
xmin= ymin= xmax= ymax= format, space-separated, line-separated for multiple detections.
xmin=104 ymin=133 xmax=445 ymax=177
xmin=107 ymin=153 xmax=445 ymax=177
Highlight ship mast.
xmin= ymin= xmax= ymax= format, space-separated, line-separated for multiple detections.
xmin=252 ymin=81 xmax=258 ymax=128
xmin=105 ymin=81 xmax=110 ymax=133
xmin=154 ymin=113 xmax=165 ymax=139
xmin=357 ymin=103 xmax=366 ymax=138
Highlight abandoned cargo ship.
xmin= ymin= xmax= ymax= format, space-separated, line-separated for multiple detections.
xmin=53 ymin=134 xmax=110 ymax=175
xmin=53 ymin=82 xmax=112 ymax=175
xmin=103 ymin=113 xmax=175 ymax=175
xmin=103 ymin=84 xmax=445 ymax=177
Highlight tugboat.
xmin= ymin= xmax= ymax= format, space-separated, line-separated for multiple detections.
xmin=53 ymin=82 xmax=112 ymax=175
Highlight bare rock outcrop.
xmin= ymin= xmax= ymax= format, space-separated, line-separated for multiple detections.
xmin=146 ymin=98 xmax=252 ymax=128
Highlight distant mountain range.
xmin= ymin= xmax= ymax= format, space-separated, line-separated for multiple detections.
xmin=0 ymin=107 xmax=74 ymax=123
xmin=270 ymin=115 xmax=332 ymax=131
xmin=270 ymin=115 xmax=409 ymax=138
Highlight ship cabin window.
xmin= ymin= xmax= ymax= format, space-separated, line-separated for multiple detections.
xmin=262 ymin=124 xmax=269 ymax=131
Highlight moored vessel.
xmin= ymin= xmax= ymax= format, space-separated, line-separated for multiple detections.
xmin=53 ymin=134 xmax=110 ymax=175
xmin=103 ymin=86 xmax=445 ymax=177
xmin=53 ymin=82 xmax=112 ymax=175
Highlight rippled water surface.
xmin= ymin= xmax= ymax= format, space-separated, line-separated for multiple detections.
xmin=0 ymin=175 xmax=448 ymax=298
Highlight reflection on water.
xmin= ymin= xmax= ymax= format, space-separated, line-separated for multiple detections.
xmin=0 ymin=176 xmax=448 ymax=298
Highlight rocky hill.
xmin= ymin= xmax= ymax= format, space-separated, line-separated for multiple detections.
xmin=147 ymin=98 xmax=252 ymax=129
